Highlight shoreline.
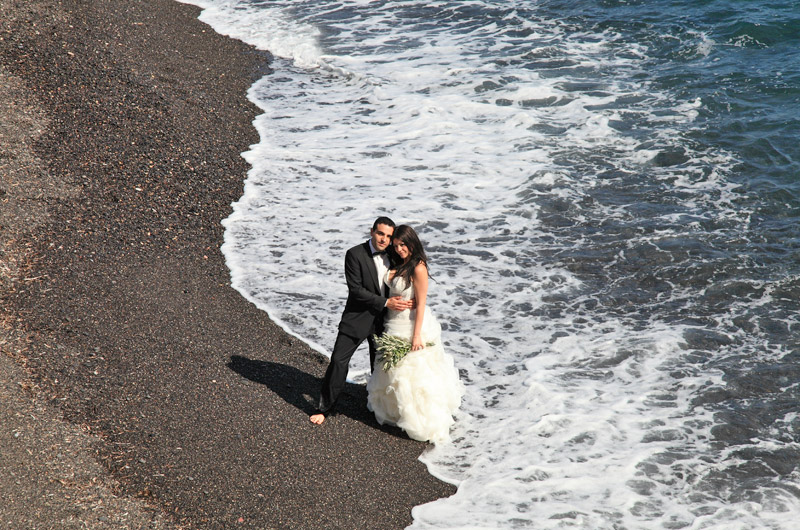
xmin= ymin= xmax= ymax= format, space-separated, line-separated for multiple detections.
xmin=0 ymin=0 xmax=455 ymax=528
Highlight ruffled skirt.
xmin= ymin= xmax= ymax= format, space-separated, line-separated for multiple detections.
xmin=367 ymin=307 xmax=463 ymax=444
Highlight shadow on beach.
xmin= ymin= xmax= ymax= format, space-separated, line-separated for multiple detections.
xmin=227 ymin=355 xmax=409 ymax=438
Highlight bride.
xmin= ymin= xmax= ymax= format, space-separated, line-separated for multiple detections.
xmin=367 ymin=225 xmax=464 ymax=444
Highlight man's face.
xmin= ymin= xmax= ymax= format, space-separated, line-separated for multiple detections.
xmin=371 ymin=223 xmax=394 ymax=252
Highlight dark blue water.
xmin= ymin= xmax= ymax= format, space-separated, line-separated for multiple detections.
xmin=184 ymin=0 xmax=800 ymax=526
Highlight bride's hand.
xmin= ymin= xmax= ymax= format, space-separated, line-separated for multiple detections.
xmin=411 ymin=335 xmax=424 ymax=351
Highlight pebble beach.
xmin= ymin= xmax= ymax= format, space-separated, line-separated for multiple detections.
xmin=0 ymin=0 xmax=455 ymax=528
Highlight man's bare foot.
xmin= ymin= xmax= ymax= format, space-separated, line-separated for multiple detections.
xmin=310 ymin=413 xmax=326 ymax=425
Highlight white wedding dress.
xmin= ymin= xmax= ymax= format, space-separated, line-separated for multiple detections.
xmin=367 ymin=272 xmax=464 ymax=444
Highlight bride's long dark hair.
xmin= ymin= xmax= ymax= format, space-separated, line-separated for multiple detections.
xmin=391 ymin=225 xmax=430 ymax=288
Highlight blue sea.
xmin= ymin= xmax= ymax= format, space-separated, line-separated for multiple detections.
xmin=179 ymin=0 xmax=800 ymax=527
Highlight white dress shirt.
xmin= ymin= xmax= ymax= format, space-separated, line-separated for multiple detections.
xmin=368 ymin=239 xmax=390 ymax=293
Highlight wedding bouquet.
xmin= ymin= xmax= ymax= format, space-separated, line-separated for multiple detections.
xmin=373 ymin=333 xmax=433 ymax=371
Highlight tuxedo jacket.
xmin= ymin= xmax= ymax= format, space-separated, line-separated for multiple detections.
xmin=337 ymin=240 xmax=389 ymax=340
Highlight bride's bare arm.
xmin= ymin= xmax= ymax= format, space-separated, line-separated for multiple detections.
xmin=411 ymin=262 xmax=428 ymax=350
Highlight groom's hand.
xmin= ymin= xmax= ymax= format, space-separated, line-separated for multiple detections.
xmin=386 ymin=296 xmax=414 ymax=311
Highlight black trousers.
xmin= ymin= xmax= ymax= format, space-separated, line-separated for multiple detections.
xmin=317 ymin=331 xmax=378 ymax=414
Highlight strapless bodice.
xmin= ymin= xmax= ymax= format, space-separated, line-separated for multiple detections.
xmin=382 ymin=271 xmax=440 ymax=342
xmin=386 ymin=272 xmax=414 ymax=300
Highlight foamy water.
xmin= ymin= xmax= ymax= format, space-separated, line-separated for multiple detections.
xmin=179 ymin=0 xmax=800 ymax=527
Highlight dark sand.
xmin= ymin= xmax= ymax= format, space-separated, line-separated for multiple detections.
xmin=0 ymin=0 xmax=456 ymax=528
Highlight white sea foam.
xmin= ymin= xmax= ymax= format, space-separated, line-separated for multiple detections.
xmin=178 ymin=0 xmax=800 ymax=527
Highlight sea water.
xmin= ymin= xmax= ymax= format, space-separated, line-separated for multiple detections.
xmin=177 ymin=0 xmax=800 ymax=527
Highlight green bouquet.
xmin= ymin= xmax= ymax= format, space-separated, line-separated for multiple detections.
xmin=373 ymin=333 xmax=434 ymax=371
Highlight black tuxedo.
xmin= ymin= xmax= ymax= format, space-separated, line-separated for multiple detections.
xmin=318 ymin=240 xmax=390 ymax=414
xmin=338 ymin=241 xmax=388 ymax=339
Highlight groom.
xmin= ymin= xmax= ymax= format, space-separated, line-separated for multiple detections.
xmin=310 ymin=217 xmax=414 ymax=424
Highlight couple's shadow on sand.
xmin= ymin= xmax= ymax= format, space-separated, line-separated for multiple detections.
xmin=227 ymin=355 xmax=409 ymax=438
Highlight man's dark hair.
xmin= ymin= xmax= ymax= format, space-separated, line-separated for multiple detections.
xmin=372 ymin=216 xmax=395 ymax=231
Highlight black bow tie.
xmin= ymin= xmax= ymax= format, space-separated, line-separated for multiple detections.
xmin=372 ymin=250 xmax=386 ymax=256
